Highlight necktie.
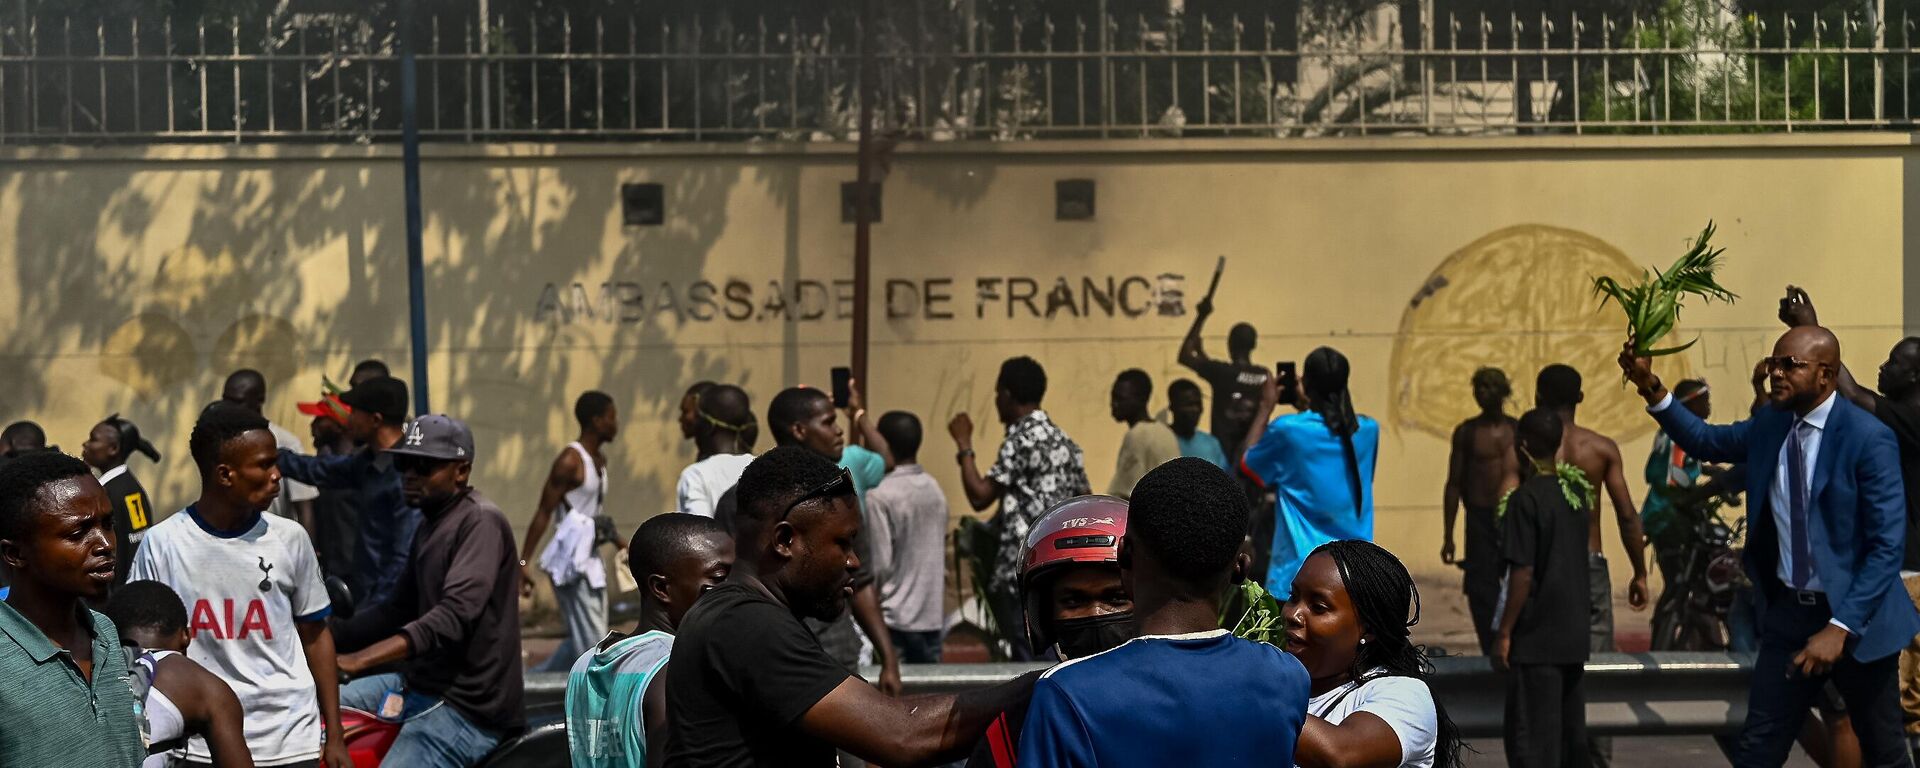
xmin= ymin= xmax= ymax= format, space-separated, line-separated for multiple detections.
xmin=1788 ymin=420 xmax=1812 ymax=589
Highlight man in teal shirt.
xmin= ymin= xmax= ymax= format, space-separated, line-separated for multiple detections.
xmin=566 ymin=513 xmax=734 ymax=767
xmin=0 ymin=451 xmax=144 ymax=767
xmin=1168 ymin=379 xmax=1230 ymax=471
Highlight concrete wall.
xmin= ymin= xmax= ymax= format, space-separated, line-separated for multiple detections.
xmin=1 ymin=134 xmax=1911 ymax=595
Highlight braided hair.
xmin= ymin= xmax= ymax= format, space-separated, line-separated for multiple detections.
xmin=1315 ymin=540 xmax=1465 ymax=768
xmin=1304 ymin=347 xmax=1364 ymax=517
xmin=100 ymin=414 xmax=161 ymax=465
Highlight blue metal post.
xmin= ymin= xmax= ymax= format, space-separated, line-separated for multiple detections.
xmin=400 ymin=0 xmax=431 ymax=415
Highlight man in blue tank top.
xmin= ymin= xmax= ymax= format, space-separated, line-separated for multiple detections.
xmin=565 ymin=513 xmax=734 ymax=768
xmin=1019 ymin=458 xmax=1312 ymax=767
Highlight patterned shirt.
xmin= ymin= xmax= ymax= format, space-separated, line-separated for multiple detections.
xmin=986 ymin=411 xmax=1091 ymax=589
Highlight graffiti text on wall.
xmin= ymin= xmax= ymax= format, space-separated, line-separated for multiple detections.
xmin=535 ymin=274 xmax=1190 ymax=324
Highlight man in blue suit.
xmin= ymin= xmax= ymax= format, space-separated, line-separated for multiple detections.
xmin=1621 ymin=327 xmax=1920 ymax=766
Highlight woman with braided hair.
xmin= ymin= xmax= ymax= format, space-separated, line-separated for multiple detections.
xmin=1241 ymin=346 xmax=1382 ymax=597
xmin=81 ymin=413 xmax=161 ymax=585
xmin=1286 ymin=540 xmax=1461 ymax=768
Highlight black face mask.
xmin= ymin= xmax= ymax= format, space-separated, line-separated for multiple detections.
xmin=1052 ymin=612 xmax=1135 ymax=659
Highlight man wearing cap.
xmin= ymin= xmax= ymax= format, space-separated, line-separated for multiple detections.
xmin=300 ymin=392 xmax=359 ymax=573
xmin=333 ymin=415 xmax=523 ymax=767
xmin=277 ymin=377 xmax=423 ymax=609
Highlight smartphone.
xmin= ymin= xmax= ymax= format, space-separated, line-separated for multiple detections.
xmin=1275 ymin=361 xmax=1300 ymax=405
xmin=831 ymin=367 xmax=853 ymax=408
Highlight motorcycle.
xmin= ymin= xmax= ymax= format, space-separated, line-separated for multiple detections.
xmin=325 ymin=577 xmax=570 ymax=768
xmin=1648 ymin=478 xmax=1748 ymax=651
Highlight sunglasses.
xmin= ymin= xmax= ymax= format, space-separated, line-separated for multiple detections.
xmin=780 ymin=468 xmax=855 ymax=521
xmin=1763 ymin=355 xmax=1827 ymax=373
xmin=393 ymin=454 xmax=456 ymax=476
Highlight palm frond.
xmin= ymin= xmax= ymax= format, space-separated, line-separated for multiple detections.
xmin=1592 ymin=220 xmax=1739 ymax=357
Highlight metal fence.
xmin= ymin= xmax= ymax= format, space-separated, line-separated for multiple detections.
xmin=3 ymin=3 xmax=1918 ymax=143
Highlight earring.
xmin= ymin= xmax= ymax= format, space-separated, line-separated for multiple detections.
xmin=1359 ymin=639 xmax=1368 ymax=646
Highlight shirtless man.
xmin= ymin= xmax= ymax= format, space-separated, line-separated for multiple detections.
xmin=1536 ymin=364 xmax=1650 ymax=768
xmin=1441 ymin=367 xmax=1520 ymax=655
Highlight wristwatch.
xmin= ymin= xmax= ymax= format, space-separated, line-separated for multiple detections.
xmin=956 ymin=448 xmax=976 ymax=462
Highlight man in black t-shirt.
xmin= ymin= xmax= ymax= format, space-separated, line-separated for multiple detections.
xmin=1496 ymin=408 xmax=1594 ymax=768
xmin=1176 ymin=298 xmax=1271 ymax=460
xmin=665 ymin=446 xmax=1038 ymax=767
xmin=1781 ymin=286 xmax=1920 ymax=743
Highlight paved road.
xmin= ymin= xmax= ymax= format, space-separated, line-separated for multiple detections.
xmin=1465 ymin=735 xmax=1817 ymax=767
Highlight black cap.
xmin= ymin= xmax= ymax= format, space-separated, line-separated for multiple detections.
xmin=385 ymin=415 xmax=476 ymax=461
xmin=340 ymin=377 xmax=409 ymax=422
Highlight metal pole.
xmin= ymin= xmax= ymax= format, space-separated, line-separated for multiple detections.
xmin=402 ymin=0 xmax=433 ymax=415
xmin=852 ymin=0 xmax=877 ymax=387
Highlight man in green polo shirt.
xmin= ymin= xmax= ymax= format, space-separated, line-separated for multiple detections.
xmin=0 ymin=451 xmax=144 ymax=767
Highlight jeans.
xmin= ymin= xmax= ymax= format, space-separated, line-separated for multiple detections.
xmin=539 ymin=576 xmax=607 ymax=672
xmin=341 ymin=673 xmax=503 ymax=768
xmin=890 ymin=628 xmax=945 ymax=664
xmin=986 ymin=586 xmax=1039 ymax=661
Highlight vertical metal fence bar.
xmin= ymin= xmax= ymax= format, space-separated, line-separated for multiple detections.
xmin=1660 ymin=16 xmax=1670 ymax=125
xmin=1136 ymin=14 xmax=1147 ymax=135
xmin=232 ymin=16 xmax=242 ymax=141
xmin=198 ymin=18 xmax=209 ymax=134
xmin=130 ymin=17 xmax=141 ymax=135
xmin=1752 ymin=18 xmax=1762 ymax=124
xmin=330 ymin=16 xmax=342 ymax=134
xmin=787 ymin=16 xmax=798 ymax=135
xmin=164 ymin=17 xmax=175 ymax=134
xmin=1785 ymin=14 xmax=1794 ymax=129
xmin=1045 ymin=16 xmax=1057 ymax=133
xmin=62 ymin=16 xmax=73 ymax=135
xmin=530 ymin=11 xmax=540 ymax=131
xmin=26 ymin=14 xmax=38 ymax=136
xmin=1101 ymin=9 xmax=1113 ymax=137
xmin=691 ymin=15 xmax=702 ymax=139
xmin=1571 ymin=12 xmax=1582 ymax=133
xmin=629 ymin=15 xmax=638 ymax=133
xmin=298 ymin=20 xmax=309 ymax=134
xmin=595 ymin=16 xmax=605 ymax=134
xmin=1200 ymin=15 xmax=1212 ymax=128
xmin=1845 ymin=13 xmax=1855 ymax=123
xmin=431 ymin=16 xmax=442 ymax=134
xmin=562 ymin=12 xmax=572 ymax=132
xmin=1232 ymin=15 xmax=1244 ymax=129
xmin=1261 ymin=15 xmax=1274 ymax=132
xmin=96 ymin=18 xmax=108 ymax=135
xmin=1813 ymin=16 xmax=1823 ymax=122
xmin=365 ymin=19 xmax=375 ymax=137
xmin=464 ymin=17 xmax=474 ymax=139
xmin=266 ymin=16 xmax=276 ymax=135
xmin=917 ymin=11 xmax=930 ymax=135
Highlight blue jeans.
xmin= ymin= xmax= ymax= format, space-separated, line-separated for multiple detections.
xmin=342 ymin=673 xmax=502 ymax=768
xmin=889 ymin=628 xmax=944 ymax=664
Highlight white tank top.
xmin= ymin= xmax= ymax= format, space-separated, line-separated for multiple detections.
xmin=137 ymin=650 xmax=187 ymax=768
xmin=564 ymin=442 xmax=606 ymax=519
xmin=540 ymin=442 xmax=609 ymax=588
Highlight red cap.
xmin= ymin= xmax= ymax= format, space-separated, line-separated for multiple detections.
xmin=298 ymin=394 xmax=351 ymax=425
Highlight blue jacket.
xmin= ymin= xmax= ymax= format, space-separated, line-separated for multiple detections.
xmin=1654 ymin=394 xmax=1920 ymax=661
xmin=277 ymin=448 xmax=422 ymax=608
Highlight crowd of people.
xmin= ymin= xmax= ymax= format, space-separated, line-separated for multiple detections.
xmin=2 ymin=281 xmax=1920 ymax=768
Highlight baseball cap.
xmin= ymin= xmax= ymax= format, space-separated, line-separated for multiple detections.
xmin=298 ymin=394 xmax=352 ymax=425
xmin=339 ymin=377 xmax=409 ymax=422
xmin=385 ymin=414 xmax=475 ymax=461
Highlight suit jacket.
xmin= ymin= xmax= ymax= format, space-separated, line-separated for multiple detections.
xmin=1654 ymin=393 xmax=1920 ymax=661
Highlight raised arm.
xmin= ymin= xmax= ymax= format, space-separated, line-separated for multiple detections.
xmin=799 ymin=671 xmax=1042 ymax=766
xmin=1781 ymin=285 xmax=1879 ymax=413
xmin=1177 ymin=300 xmax=1214 ymax=372
xmin=1620 ymin=344 xmax=1753 ymax=464
xmin=520 ymin=448 xmax=583 ymax=594
xmin=1441 ymin=423 xmax=1469 ymax=565
xmin=275 ymin=449 xmax=358 ymax=489
xmin=847 ymin=379 xmax=896 ymax=472
xmin=1600 ymin=440 xmax=1651 ymax=610
xmin=948 ymin=413 xmax=1003 ymax=512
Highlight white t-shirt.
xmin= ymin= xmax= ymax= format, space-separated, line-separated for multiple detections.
xmin=1302 ymin=671 xmax=1438 ymax=768
xmin=267 ymin=422 xmax=319 ymax=518
xmin=129 ymin=506 xmax=332 ymax=765
xmin=676 ymin=453 xmax=754 ymax=518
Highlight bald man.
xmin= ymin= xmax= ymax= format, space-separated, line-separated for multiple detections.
xmin=1622 ymin=327 xmax=1920 ymax=767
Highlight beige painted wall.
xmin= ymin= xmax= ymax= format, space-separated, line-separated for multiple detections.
xmin=0 ymin=135 xmax=1908 ymax=600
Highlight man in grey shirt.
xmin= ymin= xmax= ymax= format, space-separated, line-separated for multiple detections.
xmin=866 ymin=411 xmax=951 ymax=664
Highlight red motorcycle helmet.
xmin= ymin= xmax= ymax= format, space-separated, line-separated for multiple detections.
xmin=1019 ymin=495 xmax=1129 ymax=653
